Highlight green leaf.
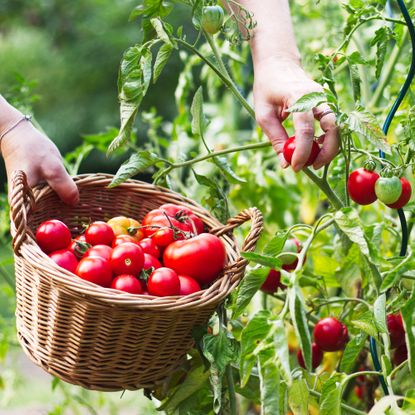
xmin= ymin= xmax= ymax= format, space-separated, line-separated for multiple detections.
xmin=273 ymin=319 xmax=292 ymax=385
xmin=258 ymin=354 xmax=282 ymax=415
xmin=150 ymin=18 xmax=172 ymax=44
xmin=232 ymin=267 xmax=269 ymax=318
xmin=109 ymin=151 xmax=161 ymax=187
xmin=191 ymin=86 xmax=206 ymax=137
xmin=82 ymin=127 xmax=119 ymax=152
xmin=240 ymin=252 xmax=281 ymax=268
xmin=402 ymin=389 xmax=415 ymax=413
xmin=374 ymin=294 xmax=388 ymax=334
xmin=213 ymin=156 xmax=246 ymax=184
xmin=402 ymin=289 xmax=415 ymax=379
xmin=351 ymin=310 xmax=378 ymax=338
xmin=286 ymin=92 xmax=328 ymax=113
xmin=340 ymin=332 xmax=368 ymax=373
xmin=288 ymin=378 xmax=309 ymax=415
xmin=370 ymin=27 xmax=395 ymax=79
xmin=153 ymin=43 xmax=173 ymax=82
xmin=348 ymin=62 xmax=361 ymax=102
xmin=263 ymin=232 xmax=288 ymax=257
xmin=320 ymin=374 xmax=344 ymax=415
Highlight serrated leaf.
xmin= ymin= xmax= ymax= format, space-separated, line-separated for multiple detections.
xmin=374 ymin=294 xmax=388 ymax=334
xmin=287 ymin=92 xmax=328 ymax=113
xmin=340 ymin=332 xmax=368 ymax=373
xmin=273 ymin=319 xmax=292 ymax=385
xmin=348 ymin=62 xmax=361 ymax=102
xmin=213 ymin=156 xmax=246 ymax=184
xmin=109 ymin=151 xmax=161 ymax=187
xmin=352 ymin=310 xmax=378 ymax=338
xmin=320 ymin=374 xmax=344 ymax=415
xmin=263 ymin=232 xmax=288 ymax=257
xmin=370 ymin=27 xmax=395 ymax=79
xmin=258 ymin=354 xmax=282 ymax=415
xmin=240 ymin=252 xmax=281 ymax=268
xmin=150 ymin=18 xmax=172 ymax=44
xmin=153 ymin=43 xmax=173 ymax=82
xmin=288 ymin=378 xmax=309 ymax=415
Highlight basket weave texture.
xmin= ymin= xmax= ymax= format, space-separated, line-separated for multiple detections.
xmin=9 ymin=171 xmax=263 ymax=391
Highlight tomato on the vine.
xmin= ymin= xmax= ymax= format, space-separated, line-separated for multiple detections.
xmin=297 ymin=342 xmax=323 ymax=369
xmin=84 ymin=244 xmax=113 ymax=261
xmin=107 ymin=216 xmax=144 ymax=240
xmin=393 ymin=343 xmax=408 ymax=366
xmin=69 ymin=235 xmax=90 ymax=259
xmin=313 ymin=317 xmax=348 ymax=352
xmin=386 ymin=177 xmax=412 ymax=209
xmin=347 ymin=168 xmax=379 ymax=205
xmin=147 ymin=267 xmax=181 ymax=297
xmin=85 ymin=221 xmax=115 ymax=246
xmin=36 ymin=220 xmax=72 ymax=254
xmin=260 ymin=269 xmax=284 ymax=294
xmin=111 ymin=274 xmax=143 ymax=294
xmin=375 ymin=176 xmax=402 ymax=204
xmin=178 ymin=275 xmax=201 ymax=296
xmin=387 ymin=313 xmax=405 ymax=348
xmin=49 ymin=249 xmax=78 ymax=274
xmin=283 ymin=136 xmax=320 ymax=167
xmin=201 ymin=5 xmax=224 ymax=35
xmin=111 ymin=242 xmax=144 ymax=276
xmin=76 ymin=257 xmax=113 ymax=287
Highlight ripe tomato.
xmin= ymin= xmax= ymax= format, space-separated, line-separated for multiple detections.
xmin=112 ymin=234 xmax=142 ymax=248
xmin=393 ymin=343 xmax=408 ymax=366
xmin=387 ymin=313 xmax=405 ymax=348
xmin=163 ymin=234 xmax=226 ymax=285
xmin=297 ymin=342 xmax=323 ymax=369
xmin=261 ymin=269 xmax=284 ymax=294
xmin=49 ymin=249 xmax=78 ymax=274
xmin=76 ymin=257 xmax=113 ymax=287
xmin=148 ymin=267 xmax=180 ymax=297
xmin=387 ymin=178 xmax=412 ymax=209
xmin=84 ymin=244 xmax=113 ymax=261
xmin=111 ymin=242 xmax=144 ymax=276
xmin=283 ymin=136 xmax=320 ymax=167
xmin=36 ymin=219 xmax=72 ymax=254
xmin=143 ymin=253 xmax=162 ymax=270
xmin=139 ymin=238 xmax=161 ymax=258
xmin=354 ymin=386 xmax=364 ymax=400
xmin=107 ymin=216 xmax=144 ymax=240
xmin=375 ymin=176 xmax=402 ymax=204
xmin=179 ymin=275 xmax=201 ymax=295
xmin=313 ymin=317 xmax=348 ymax=352
xmin=111 ymin=274 xmax=143 ymax=294
xmin=159 ymin=204 xmax=204 ymax=235
xmin=85 ymin=221 xmax=115 ymax=246
xmin=69 ymin=235 xmax=90 ymax=259
xmin=347 ymin=168 xmax=379 ymax=205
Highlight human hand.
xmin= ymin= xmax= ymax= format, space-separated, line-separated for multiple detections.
xmin=1 ymin=103 xmax=79 ymax=206
xmin=253 ymin=56 xmax=339 ymax=171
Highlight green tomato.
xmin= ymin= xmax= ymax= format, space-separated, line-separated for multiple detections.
xmin=375 ymin=176 xmax=402 ymax=204
xmin=201 ymin=5 xmax=224 ymax=35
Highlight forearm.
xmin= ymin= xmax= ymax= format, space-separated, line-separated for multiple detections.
xmin=0 ymin=96 xmax=24 ymax=154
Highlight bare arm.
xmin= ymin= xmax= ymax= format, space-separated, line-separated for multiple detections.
xmin=231 ymin=0 xmax=338 ymax=171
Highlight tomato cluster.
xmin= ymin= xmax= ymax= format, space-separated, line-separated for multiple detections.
xmin=35 ymin=204 xmax=226 ymax=297
xmin=348 ymin=167 xmax=412 ymax=209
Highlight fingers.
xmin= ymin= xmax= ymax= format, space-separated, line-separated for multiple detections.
xmin=42 ymin=162 xmax=80 ymax=206
xmin=255 ymin=103 xmax=290 ymax=168
xmin=291 ymin=110 xmax=315 ymax=172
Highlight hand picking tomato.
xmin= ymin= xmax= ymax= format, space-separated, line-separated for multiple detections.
xmin=283 ymin=136 xmax=320 ymax=167
xmin=84 ymin=244 xmax=113 ymax=261
xmin=313 ymin=317 xmax=348 ymax=352
xmin=139 ymin=238 xmax=161 ymax=258
xmin=36 ymin=219 xmax=72 ymax=254
xmin=49 ymin=249 xmax=78 ymax=274
xmin=147 ymin=267 xmax=180 ymax=297
xmin=347 ymin=168 xmax=379 ymax=205
xmin=297 ymin=342 xmax=323 ymax=369
xmin=375 ymin=176 xmax=402 ymax=204
xmin=112 ymin=234 xmax=142 ymax=248
xmin=261 ymin=269 xmax=284 ymax=294
xmin=143 ymin=253 xmax=162 ymax=271
xmin=107 ymin=216 xmax=144 ymax=240
xmin=386 ymin=177 xmax=412 ymax=209
xmin=163 ymin=234 xmax=226 ymax=285
xmin=85 ymin=221 xmax=115 ymax=246
xmin=111 ymin=274 xmax=143 ymax=294
xmin=387 ymin=313 xmax=405 ymax=348
xmin=76 ymin=256 xmax=113 ymax=287
xmin=111 ymin=242 xmax=144 ymax=276
xmin=178 ymin=275 xmax=201 ymax=295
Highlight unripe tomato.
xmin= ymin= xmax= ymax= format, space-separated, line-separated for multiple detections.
xmin=76 ymin=257 xmax=113 ymax=287
xmin=375 ymin=176 xmax=402 ymax=204
xmin=111 ymin=274 xmax=143 ymax=294
xmin=85 ymin=221 xmax=115 ymax=246
xmin=111 ymin=242 xmax=144 ymax=276
xmin=283 ymin=136 xmax=320 ymax=167
xmin=84 ymin=244 xmax=113 ymax=261
xmin=163 ymin=234 xmax=226 ymax=285
xmin=347 ymin=168 xmax=379 ymax=205
xmin=201 ymin=5 xmax=224 ymax=35
xmin=179 ymin=275 xmax=201 ymax=295
xmin=393 ymin=343 xmax=407 ymax=366
xmin=313 ymin=317 xmax=348 ymax=352
xmin=387 ymin=178 xmax=412 ymax=209
xmin=387 ymin=313 xmax=405 ymax=348
xmin=148 ymin=267 xmax=181 ymax=297
xmin=260 ymin=269 xmax=284 ymax=294
xmin=112 ymin=234 xmax=141 ymax=248
xmin=36 ymin=219 xmax=72 ymax=254
xmin=297 ymin=342 xmax=323 ymax=369
xmin=139 ymin=238 xmax=161 ymax=258
xmin=107 ymin=216 xmax=144 ymax=240
xmin=143 ymin=253 xmax=162 ymax=270
xmin=49 ymin=249 xmax=78 ymax=274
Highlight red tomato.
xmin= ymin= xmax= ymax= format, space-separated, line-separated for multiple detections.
xmin=354 ymin=386 xmax=364 ymax=400
xmin=85 ymin=221 xmax=115 ymax=246
xmin=297 ymin=342 xmax=323 ymax=369
xmin=387 ymin=313 xmax=405 ymax=348
xmin=36 ymin=219 xmax=72 ymax=254
xmin=148 ymin=267 xmax=180 ymax=297
xmin=261 ymin=269 xmax=284 ymax=294
xmin=111 ymin=242 xmax=144 ymax=276
xmin=393 ymin=343 xmax=408 ymax=366
xmin=49 ymin=249 xmax=78 ymax=274
xmin=84 ymin=245 xmax=113 ymax=261
xmin=112 ymin=234 xmax=141 ymax=248
xmin=283 ymin=136 xmax=320 ymax=167
xmin=387 ymin=178 xmax=412 ymax=209
xmin=139 ymin=238 xmax=161 ymax=258
xmin=111 ymin=274 xmax=143 ymax=294
xmin=179 ymin=275 xmax=201 ymax=295
xmin=76 ymin=257 xmax=113 ymax=287
xmin=143 ymin=253 xmax=162 ymax=270
xmin=347 ymin=168 xmax=379 ymax=205
xmin=163 ymin=234 xmax=226 ymax=285
xmin=313 ymin=317 xmax=348 ymax=352
xmin=159 ymin=204 xmax=204 ymax=234
xmin=69 ymin=235 xmax=90 ymax=259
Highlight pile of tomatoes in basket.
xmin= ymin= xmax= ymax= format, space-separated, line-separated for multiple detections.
xmin=35 ymin=203 xmax=226 ymax=297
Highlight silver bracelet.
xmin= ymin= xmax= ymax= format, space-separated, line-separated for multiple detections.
xmin=0 ymin=114 xmax=32 ymax=144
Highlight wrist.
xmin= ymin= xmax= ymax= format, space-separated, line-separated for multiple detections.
xmin=0 ymin=96 xmax=23 ymax=128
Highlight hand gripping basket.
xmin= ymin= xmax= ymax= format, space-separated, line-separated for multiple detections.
xmin=9 ymin=170 xmax=263 ymax=392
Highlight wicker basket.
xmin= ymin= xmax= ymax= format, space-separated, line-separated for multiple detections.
xmin=9 ymin=170 xmax=263 ymax=392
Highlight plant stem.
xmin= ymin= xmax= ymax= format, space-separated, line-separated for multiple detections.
xmin=315 ymin=297 xmax=371 ymax=310
xmin=226 ymin=365 xmax=238 ymax=415
xmin=308 ymin=389 xmax=366 ymax=415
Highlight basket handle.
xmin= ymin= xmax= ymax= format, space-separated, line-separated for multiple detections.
xmin=210 ymin=207 xmax=263 ymax=276
xmin=10 ymin=170 xmax=35 ymax=255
